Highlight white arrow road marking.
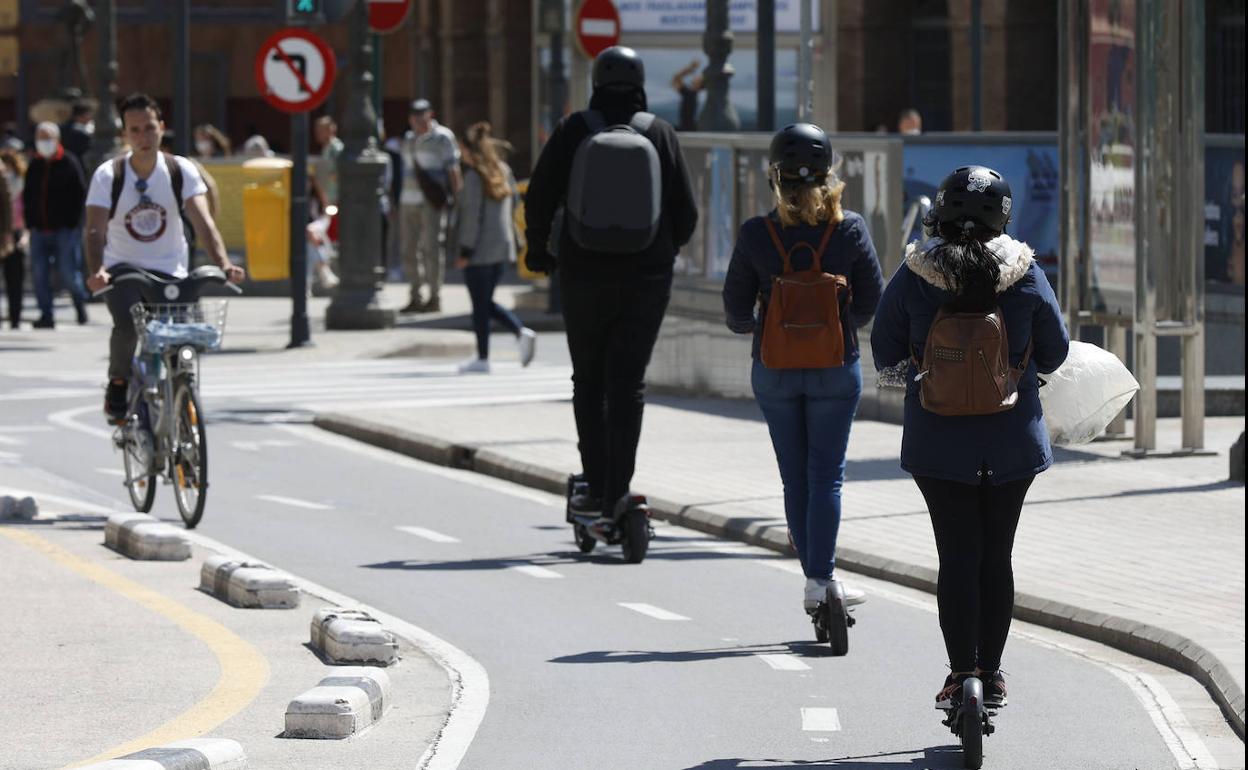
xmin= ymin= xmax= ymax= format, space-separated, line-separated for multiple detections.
xmin=757 ymin=654 xmax=811 ymax=672
xmin=801 ymin=707 xmax=842 ymax=731
xmin=618 ymin=602 xmax=690 ymax=621
xmin=255 ymin=494 xmax=332 ymax=511
xmin=506 ymin=563 xmax=563 ymax=580
xmin=397 ymin=526 xmax=461 ymax=544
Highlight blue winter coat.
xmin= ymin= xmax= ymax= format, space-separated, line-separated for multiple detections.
xmin=870 ymin=236 xmax=1070 ymax=485
xmin=722 ymin=210 xmax=885 ymax=362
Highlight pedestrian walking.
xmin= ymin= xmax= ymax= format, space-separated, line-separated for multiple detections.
xmin=82 ymin=93 xmax=244 ymax=423
xmin=193 ymin=124 xmax=231 ymax=159
xmin=23 ymin=121 xmax=88 ymax=328
xmin=60 ymin=100 xmax=95 ymax=165
xmin=399 ymin=99 xmax=461 ymax=314
xmin=525 ymin=46 xmax=698 ymax=526
xmin=313 ymin=116 xmax=344 ymax=208
xmin=454 ymin=121 xmax=536 ymax=373
xmin=722 ymin=123 xmax=885 ymax=614
xmin=0 ymin=150 xmax=23 ymax=328
xmin=870 ymin=166 xmax=1070 ymax=711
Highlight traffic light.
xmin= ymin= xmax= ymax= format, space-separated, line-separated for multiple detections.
xmin=286 ymin=0 xmax=356 ymax=25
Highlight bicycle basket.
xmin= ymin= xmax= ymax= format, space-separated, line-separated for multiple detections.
xmin=131 ymin=301 xmax=229 ymax=353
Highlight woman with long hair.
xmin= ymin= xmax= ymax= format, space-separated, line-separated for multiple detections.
xmin=455 ymin=121 xmax=535 ymax=373
xmin=193 ymin=124 xmax=231 ymax=158
xmin=723 ymin=123 xmax=885 ymax=620
xmin=0 ymin=148 xmax=25 ymax=328
xmin=871 ymin=166 xmax=1069 ymax=709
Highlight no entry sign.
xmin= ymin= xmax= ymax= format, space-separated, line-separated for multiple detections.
xmin=575 ymin=0 xmax=621 ymax=59
xmin=369 ymin=0 xmax=412 ymax=34
xmin=255 ymin=28 xmax=337 ymax=114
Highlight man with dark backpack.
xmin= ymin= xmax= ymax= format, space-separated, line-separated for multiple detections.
xmin=84 ymin=93 xmax=244 ymax=424
xmin=525 ymin=46 xmax=698 ymax=527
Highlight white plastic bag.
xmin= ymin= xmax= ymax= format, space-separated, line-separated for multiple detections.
xmin=1039 ymin=341 xmax=1140 ymax=445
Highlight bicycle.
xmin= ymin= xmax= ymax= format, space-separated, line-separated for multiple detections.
xmin=99 ymin=265 xmax=240 ymax=528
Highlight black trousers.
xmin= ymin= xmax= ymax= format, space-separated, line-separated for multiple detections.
xmin=463 ymin=263 xmax=522 ymax=359
xmin=913 ymin=473 xmax=1034 ymax=673
xmin=2 ymin=244 xmax=24 ymax=328
xmin=103 ymin=267 xmax=180 ymax=381
xmin=560 ymin=274 xmax=671 ymax=516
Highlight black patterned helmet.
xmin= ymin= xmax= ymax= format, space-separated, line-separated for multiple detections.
xmin=931 ymin=165 xmax=1013 ymax=234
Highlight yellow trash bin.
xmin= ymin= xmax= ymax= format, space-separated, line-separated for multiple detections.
xmin=514 ymin=179 xmax=542 ymax=281
xmin=241 ymin=158 xmax=293 ymax=282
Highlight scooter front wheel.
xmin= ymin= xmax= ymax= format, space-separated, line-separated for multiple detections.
xmin=959 ymin=677 xmax=985 ymax=769
xmin=826 ymin=583 xmax=849 ymax=656
xmin=620 ymin=509 xmax=649 ymax=564
xmin=573 ymin=523 xmax=596 ymax=553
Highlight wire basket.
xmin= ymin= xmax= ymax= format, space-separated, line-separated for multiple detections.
xmin=131 ymin=301 xmax=229 ymax=354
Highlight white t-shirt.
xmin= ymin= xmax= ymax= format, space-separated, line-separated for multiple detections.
xmin=400 ymin=122 xmax=460 ymax=206
xmin=86 ymin=152 xmax=208 ymax=278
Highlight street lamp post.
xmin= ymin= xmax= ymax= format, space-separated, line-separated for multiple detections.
xmin=697 ymin=0 xmax=740 ymax=131
xmin=326 ymin=0 xmax=396 ymax=330
xmin=85 ymin=0 xmax=120 ymax=173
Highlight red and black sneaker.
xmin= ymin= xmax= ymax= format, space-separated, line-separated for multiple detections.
xmin=104 ymin=379 xmax=128 ymax=424
xmin=935 ymin=672 xmax=972 ymax=710
xmin=981 ymin=670 xmax=1008 ymax=708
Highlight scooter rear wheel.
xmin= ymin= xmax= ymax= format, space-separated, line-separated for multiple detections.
xmin=620 ymin=509 xmax=649 ymax=564
xmin=960 ymin=677 xmax=985 ymax=769
xmin=573 ymin=523 xmax=596 ymax=553
xmin=826 ymin=584 xmax=849 ymax=656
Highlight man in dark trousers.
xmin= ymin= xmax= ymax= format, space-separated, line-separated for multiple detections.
xmin=23 ymin=121 xmax=88 ymax=328
xmin=525 ymin=46 xmax=699 ymax=526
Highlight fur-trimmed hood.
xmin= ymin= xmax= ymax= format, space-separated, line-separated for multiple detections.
xmin=903 ymin=234 xmax=1036 ymax=293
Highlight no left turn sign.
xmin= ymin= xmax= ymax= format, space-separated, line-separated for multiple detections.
xmin=255 ymin=29 xmax=337 ymax=114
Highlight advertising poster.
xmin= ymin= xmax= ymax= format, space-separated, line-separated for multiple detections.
xmin=1205 ymin=140 xmax=1246 ymax=289
xmin=634 ymin=47 xmax=800 ymax=131
xmin=1086 ymin=0 xmax=1136 ymax=316
xmin=901 ymin=142 xmax=1060 ymax=287
xmin=616 ymin=0 xmax=821 ymax=34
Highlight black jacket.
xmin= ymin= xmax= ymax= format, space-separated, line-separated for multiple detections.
xmin=23 ymin=148 xmax=86 ymax=231
xmin=525 ymin=87 xmax=698 ymax=282
xmin=61 ymin=122 xmax=92 ymax=164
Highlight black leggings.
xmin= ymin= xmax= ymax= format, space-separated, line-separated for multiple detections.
xmin=914 ymin=474 xmax=1034 ymax=673
xmin=2 ymin=244 xmax=24 ymax=328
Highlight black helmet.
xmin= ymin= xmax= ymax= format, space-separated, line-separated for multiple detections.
xmin=768 ymin=123 xmax=835 ymax=186
xmin=931 ymin=165 xmax=1013 ymax=234
xmin=593 ymin=46 xmax=645 ymax=90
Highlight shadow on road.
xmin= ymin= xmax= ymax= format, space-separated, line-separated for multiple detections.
xmin=681 ymin=746 xmax=966 ymax=769
xmin=360 ymin=541 xmax=796 ymax=572
xmin=548 ymin=640 xmax=847 ymax=665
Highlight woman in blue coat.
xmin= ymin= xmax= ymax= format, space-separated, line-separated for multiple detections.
xmin=723 ymin=123 xmax=884 ymax=618
xmin=870 ymin=166 xmax=1069 ymax=710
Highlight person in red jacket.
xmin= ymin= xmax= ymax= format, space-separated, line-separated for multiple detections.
xmin=22 ymin=122 xmax=88 ymax=328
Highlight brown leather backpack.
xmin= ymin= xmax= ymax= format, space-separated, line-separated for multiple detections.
xmin=759 ymin=217 xmax=849 ymax=370
xmin=912 ymin=305 xmax=1033 ymax=416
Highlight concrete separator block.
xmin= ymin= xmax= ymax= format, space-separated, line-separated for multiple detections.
xmin=104 ymin=514 xmax=191 ymax=561
xmin=284 ymin=667 xmax=393 ymax=739
xmin=77 ymin=738 xmax=246 ymax=769
xmin=310 ymin=607 xmax=399 ymax=665
xmin=199 ymin=554 xmax=299 ymax=609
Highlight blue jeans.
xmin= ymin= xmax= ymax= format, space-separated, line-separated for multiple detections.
xmin=29 ymin=228 xmax=86 ymax=318
xmin=463 ymin=263 xmax=523 ymax=359
xmin=752 ymin=359 xmax=862 ymax=579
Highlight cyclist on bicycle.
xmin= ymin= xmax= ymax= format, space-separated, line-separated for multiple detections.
xmin=83 ymin=93 xmax=244 ymax=424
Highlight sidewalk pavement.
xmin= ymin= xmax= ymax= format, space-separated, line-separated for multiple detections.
xmin=317 ymin=399 xmax=1247 ymax=739
xmin=0 ymin=474 xmax=450 ymax=769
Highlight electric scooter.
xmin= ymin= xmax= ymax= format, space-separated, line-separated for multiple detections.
xmin=566 ymin=474 xmax=654 ymax=564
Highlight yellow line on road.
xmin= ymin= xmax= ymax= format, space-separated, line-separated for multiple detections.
xmin=0 ymin=528 xmax=269 ymax=768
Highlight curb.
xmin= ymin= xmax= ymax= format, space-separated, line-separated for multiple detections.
xmin=284 ymin=666 xmax=392 ymax=739
xmin=78 ymin=738 xmax=246 ymax=769
xmin=310 ymin=607 xmax=399 ymax=665
xmin=105 ymin=514 xmax=192 ymax=561
xmin=199 ymin=555 xmax=300 ymax=609
xmin=315 ymin=410 xmax=1247 ymax=738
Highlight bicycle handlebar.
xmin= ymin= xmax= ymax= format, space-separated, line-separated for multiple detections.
xmin=92 ymin=265 xmax=243 ymax=299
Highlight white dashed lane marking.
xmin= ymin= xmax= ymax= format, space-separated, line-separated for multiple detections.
xmin=756 ymin=654 xmax=811 ymax=672
xmin=507 ymin=563 xmax=564 ymax=579
xmin=396 ymin=526 xmax=461 ymax=544
xmin=618 ymin=602 xmax=690 ymax=621
xmin=255 ymin=494 xmax=333 ymax=511
xmin=801 ymin=707 xmax=842 ymax=732
xmin=94 ymin=468 xmax=126 ymax=478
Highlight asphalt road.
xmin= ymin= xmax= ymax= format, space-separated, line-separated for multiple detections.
xmin=0 ymin=347 xmax=1235 ymax=770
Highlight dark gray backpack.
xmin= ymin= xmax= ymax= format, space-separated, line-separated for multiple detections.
xmin=565 ymin=110 xmax=662 ymax=254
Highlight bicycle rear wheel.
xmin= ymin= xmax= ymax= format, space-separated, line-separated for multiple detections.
xmin=171 ymin=378 xmax=208 ymax=528
xmin=122 ymin=422 xmax=157 ymax=513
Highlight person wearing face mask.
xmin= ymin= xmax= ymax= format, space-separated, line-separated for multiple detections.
xmin=60 ymin=101 xmax=95 ymax=166
xmin=22 ymin=122 xmax=88 ymax=328
xmin=193 ymin=124 xmax=231 ymax=159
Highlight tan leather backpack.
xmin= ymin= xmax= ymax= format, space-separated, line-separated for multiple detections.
xmin=759 ymin=217 xmax=849 ymax=370
xmin=912 ymin=305 xmax=1033 ymax=416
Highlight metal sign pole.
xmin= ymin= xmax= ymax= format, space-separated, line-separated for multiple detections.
xmin=289 ymin=110 xmax=311 ymax=348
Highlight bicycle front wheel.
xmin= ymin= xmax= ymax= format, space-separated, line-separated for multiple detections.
xmin=171 ymin=378 xmax=208 ymax=528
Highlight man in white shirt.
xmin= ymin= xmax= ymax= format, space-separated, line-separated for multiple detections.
xmin=83 ymin=93 xmax=244 ymax=423
xmin=399 ymin=99 xmax=461 ymax=313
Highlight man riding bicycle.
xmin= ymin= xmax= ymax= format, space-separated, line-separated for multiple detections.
xmin=83 ymin=93 xmax=244 ymax=424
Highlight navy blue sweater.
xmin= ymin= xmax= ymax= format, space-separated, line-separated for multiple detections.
xmin=722 ymin=210 xmax=885 ymax=362
xmin=870 ymin=237 xmax=1071 ymax=485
